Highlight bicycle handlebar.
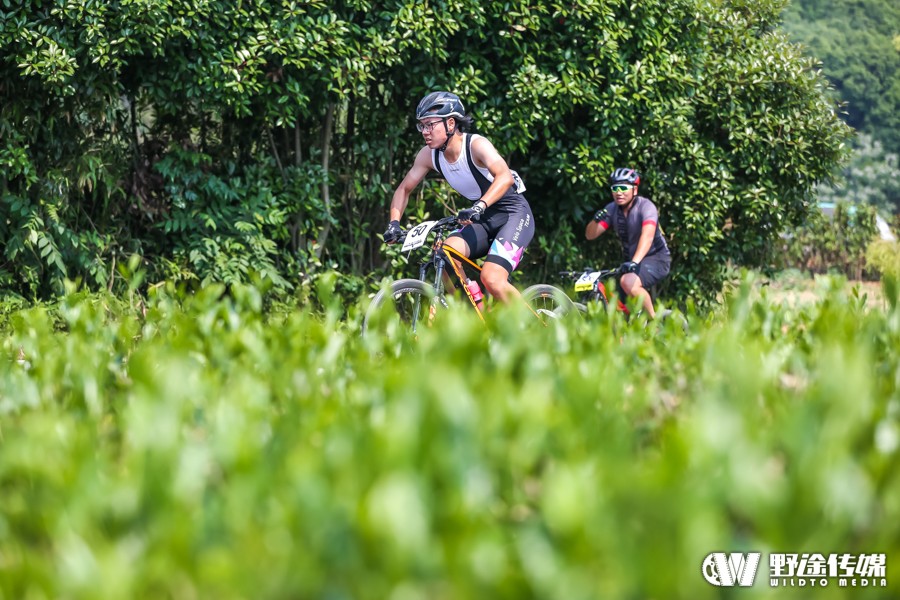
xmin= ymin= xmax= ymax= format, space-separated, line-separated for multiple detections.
xmin=392 ymin=216 xmax=461 ymax=245
xmin=558 ymin=266 xmax=624 ymax=280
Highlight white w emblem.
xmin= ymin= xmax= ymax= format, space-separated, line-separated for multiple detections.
xmin=702 ymin=552 xmax=761 ymax=587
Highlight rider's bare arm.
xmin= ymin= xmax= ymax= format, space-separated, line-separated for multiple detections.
xmin=469 ymin=137 xmax=514 ymax=208
xmin=585 ymin=220 xmax=607 ymax=241
xmin=389 ymin=146 xmax=434 ymax=222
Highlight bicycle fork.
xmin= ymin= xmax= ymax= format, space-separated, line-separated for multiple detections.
xmin=407 ymin=260 xmax=445 ymax=333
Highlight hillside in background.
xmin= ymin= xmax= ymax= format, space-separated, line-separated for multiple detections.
xmin=781 ymin=0 xmax=900 ymax=221
xmin=782 ymin=0 xmax=900 ymax=156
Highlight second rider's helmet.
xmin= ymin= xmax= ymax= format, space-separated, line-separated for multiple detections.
xmin=415 ymin=91 xmax=466 ymax=121
xmin=610 ymin=168 xmax=640 ymax=187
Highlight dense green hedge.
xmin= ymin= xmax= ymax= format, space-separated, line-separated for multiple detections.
xmin=1 ymin=1 xmax=849 ymax=306
xmin=0 ymin=276 xmax=897 ymax=598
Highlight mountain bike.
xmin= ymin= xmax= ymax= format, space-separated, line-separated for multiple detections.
xmin=559 ymin=266 xmax=687 ymax=331
xmin=362 ymin=215 xmax=576 ymax=336
xmin=559 ymin=266 xmax=626 ymax=314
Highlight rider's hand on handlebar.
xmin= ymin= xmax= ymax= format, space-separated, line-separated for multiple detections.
xmin=619 ymin=261 xmax=640 ymax=274
xmin=383 ymin=220 xmax=402 ymax=244
xmin=457 ymin=200 xmax=485 ymax=224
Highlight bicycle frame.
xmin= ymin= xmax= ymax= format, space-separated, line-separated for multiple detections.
xmin=563 ymin=267 xmax=631 ymax=313
xmin=400 ymin=218 xmax=488 ymax=332
xmin=413 ymin=241 xmax=486 ymax=320
xmin=438 ymin=243 xmax=486 ymax=317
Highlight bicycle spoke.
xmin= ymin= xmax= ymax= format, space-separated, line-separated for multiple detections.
xmin=362 ymin=279 xmax=444 ymax=338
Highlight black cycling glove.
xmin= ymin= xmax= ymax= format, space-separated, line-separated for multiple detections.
xmin=383 ymin=220 xmax=402 ymax=244
xmin=593 ymin=208 xmax=608 ymax=223
xmin=619 ymin=261 xmax=640 ymax=274
xmin=457 ymin=201 xmax=485 ymax=223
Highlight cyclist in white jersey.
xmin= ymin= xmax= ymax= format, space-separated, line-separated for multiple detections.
xmin=383 ymin=91 xmax=535 ymax=303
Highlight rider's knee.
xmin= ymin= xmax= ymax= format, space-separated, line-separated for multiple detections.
xmin=480 ymin=268 xmax=509 ymax=295
xmin=443 ymin=236 xmax=468 ymax=255
xmin=619 ymin=275 xmax=638 ymax=296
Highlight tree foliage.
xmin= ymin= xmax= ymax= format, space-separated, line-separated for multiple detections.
xmin=815 ymin=134 xmax=900 ymax=216
xmin=782 ymin=0 xmax=900 ymax=155
xmin=0 ymin=0 xmax=849 ymax=304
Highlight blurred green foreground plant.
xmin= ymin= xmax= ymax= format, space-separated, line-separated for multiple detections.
xmin=867 ymin=240 xmax=900 ymax=310
xmin=0 ymin=274 xmax=898 ymax=599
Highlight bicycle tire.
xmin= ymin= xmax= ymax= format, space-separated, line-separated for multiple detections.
xmin=361 ymin=279 xmax=445 ymax=337
xmin=652 ymin=308 xmax=690 ymax=334
xmin=521 ymin=284 xmax=577 ymax=319
xmin=584 ymin=290 xmax=610 ymax=314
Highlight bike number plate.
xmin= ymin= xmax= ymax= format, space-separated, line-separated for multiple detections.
xmin=402 ymin=221 xmax=438 ymax=252
xmin=573 ymin=271 xmax=602 ymax=292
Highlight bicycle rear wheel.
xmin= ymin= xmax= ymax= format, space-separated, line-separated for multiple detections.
xmin=521 ymin=284 xmax=577 ymax=319
xmin=361 ymin=279 xmax=445 ymax=337
xmin=650 ymin=308 xmax=690 ymax=334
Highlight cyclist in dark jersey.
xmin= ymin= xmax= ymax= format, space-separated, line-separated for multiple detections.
xmin=383 ymin=91 xmax=535 ymax=303
xmin=585 ymin=168 xmax=671 ymax=318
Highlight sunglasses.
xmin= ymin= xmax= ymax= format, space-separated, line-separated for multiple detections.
xmin=610 ymin=184 xmax=633 ymax=193
xmin=416 ymin=119 xmax=445 ymax=133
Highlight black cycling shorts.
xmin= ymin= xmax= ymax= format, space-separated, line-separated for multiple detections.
xmin=449 ymin=205 xmax=535 ymax=273
xmin=617 ymin=253 xmax=671 ymax=302
xmin=637 ymin=254 xmax=670 ymax=289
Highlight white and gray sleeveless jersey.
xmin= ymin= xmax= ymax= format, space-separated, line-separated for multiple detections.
xmin=431 ymin=134 xmax=527 ymax=209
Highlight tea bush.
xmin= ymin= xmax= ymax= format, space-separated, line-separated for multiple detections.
xmin=0 ymin=274 xmax=897 ymax=599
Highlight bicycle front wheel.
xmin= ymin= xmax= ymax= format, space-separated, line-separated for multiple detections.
xmin=361 ymin=279 xmax=445 ymax=337
xmin=589 ymin=289 xmax=610 ymax=312
xmin=521 ymin=284 xmax=577 ymax=320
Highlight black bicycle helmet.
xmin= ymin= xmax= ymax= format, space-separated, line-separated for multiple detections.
xmin=415 ymin=91 xmax=466 ymax=121
xmin=610 ymin=168 xmax=640 ymax=187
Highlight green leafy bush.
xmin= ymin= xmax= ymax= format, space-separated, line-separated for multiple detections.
xmin=152 ymin=150 xmax=293 ymax=291
xmin=779 ymin=202 xmax=879 ymax=279
xmin=866 ymin=239 xmax=900 ymax=309
xmin=867 ymin=240 xmax=900 ymax=280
